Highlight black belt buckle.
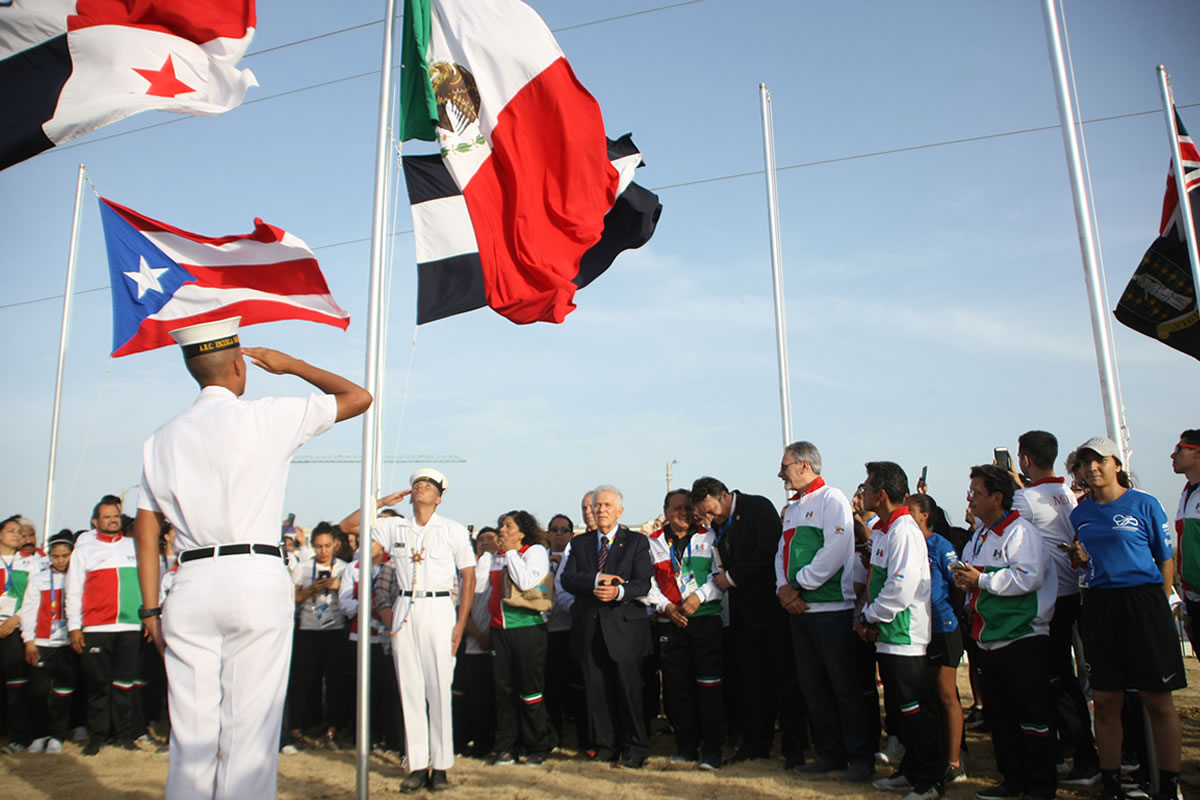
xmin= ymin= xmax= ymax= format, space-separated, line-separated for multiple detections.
xmin=179 ymin=543 xmax=282 ymax=563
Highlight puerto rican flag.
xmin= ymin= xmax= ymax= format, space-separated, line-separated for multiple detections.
xmin=98 ymin=198 xmax=350 ymax=357
xmin=0 ymin=0 xmax=257 ymax=172
xmin=400 ymin=0 xmax=634 ymax=324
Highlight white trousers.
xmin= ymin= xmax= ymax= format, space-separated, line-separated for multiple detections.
xmin=391 ymin=595 xmax=456 ymax=770
xmin=163 ymin=556 xmax=294 ymax=800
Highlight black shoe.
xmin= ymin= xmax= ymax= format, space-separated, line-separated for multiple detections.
xmin=525 ymin=752 xmax=547 ymax=767
xmin=114 ymin=737 xmax=138 ymax=751
xmin=490 ymin=751 xmax=516 ymax=766
xmin=428 ymin=770 xmax=449 ymax=792
xmin=784 ymin=752 xmax=805 ymax=770
xmin=586 ymin=747 xmax=616 ymax=762
xmin=400 ymin=770 xmax=427 ymax=793
xmin=841 ymin=761 xmax=876 ymax=783
xmin=82 ymin=738 xmax=103 ymax=757
xmin=615 ymin=755 xmax=646 ymax=769
xmin=727 ymin=747 xmax=767 ymax=765
xmin=975 ymin=784 xmax=1021 ymax=800
xmin=796 ymin=755 xmax=847 ymax=775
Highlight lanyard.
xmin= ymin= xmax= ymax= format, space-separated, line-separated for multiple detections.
xmin=668 ymin=532 xmax=693 ymax=575
xmin=50 ymin=570 xmax=61 ymax=619
xmin=971 ymin=513 xmax=1010 ymax=561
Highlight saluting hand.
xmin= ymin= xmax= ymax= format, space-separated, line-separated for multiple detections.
xmin=242 ymin=347 xmax=302 ymax=375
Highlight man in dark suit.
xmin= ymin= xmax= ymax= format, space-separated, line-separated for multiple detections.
xmin=560 ymin=485 xmax=653 ymax=768
xmin=692 ymin=476 xmax=808 ymax=768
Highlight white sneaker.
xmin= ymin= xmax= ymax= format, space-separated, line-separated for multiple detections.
xmin=45 ymin=739 xmax=63 ymax=754
xmin=71 ymin=726 xmax=88 ymax=742
xmin=2 ymin=742 xmax=26 ymax=754
xmin=27 ymin=737 xmax=49 ymax=753
xmin=873 ymin=772 xmax=913 ymax=791
xmin=280 ymin=744 xmax=299 ymax=755
xmin=902 ymin=789 xmax=940 ymax=800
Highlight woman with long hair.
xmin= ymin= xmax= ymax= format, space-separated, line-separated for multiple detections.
xmin=907 ymin=494 xmax=966 ymax=785
xmin=488 ymin=510 xmax=552 ymax=765
xmin=1068 ymin=437 xmax=1184 ymax=800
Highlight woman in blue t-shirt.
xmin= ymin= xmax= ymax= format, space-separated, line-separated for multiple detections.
xmin=908 ymin=494 xmax=965 ymax=785
xmin=1067 ymin=436 xmax=1183 ymax=800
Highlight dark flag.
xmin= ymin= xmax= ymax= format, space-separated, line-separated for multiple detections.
xmin=405 ymin=134 xmax=662 ymax=325
xmin=1114 ymin=110 xmax=1200 ymax=360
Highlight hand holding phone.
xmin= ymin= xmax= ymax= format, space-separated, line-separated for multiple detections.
xmin=994 ymin=448 xmax=1011 ymax=471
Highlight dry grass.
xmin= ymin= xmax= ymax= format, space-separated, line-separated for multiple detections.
xmin=2 ymin=658 xmax=1197 ymax=798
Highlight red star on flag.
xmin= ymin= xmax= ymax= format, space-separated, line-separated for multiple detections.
xmin=133 ymin=55 xmax=195 ymax=98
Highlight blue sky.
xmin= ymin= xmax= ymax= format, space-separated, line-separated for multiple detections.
xmin=2 ymin=0 xmax=1198 ymax=537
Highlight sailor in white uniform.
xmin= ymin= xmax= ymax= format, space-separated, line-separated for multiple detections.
xmin=133 ymin=317 xmax=370 ymax=800
xmin=339 ymin=469 xmax=475 ymax=793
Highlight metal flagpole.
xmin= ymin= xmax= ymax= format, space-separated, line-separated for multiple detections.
xmin=1040 ymin=0 xmax=1126 ymax=464
xmin=42 ymin=164 xmax=87 ymax=548
xmin=356 ymin=0 xmax=399 ymax=795
xmin=1157 ymin=66 xmax=1200 ymax=312
xmin=759 ymin=84 xmax=793 ymax=448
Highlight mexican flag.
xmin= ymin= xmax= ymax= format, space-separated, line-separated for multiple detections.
xmin=399 ymin=0 xmax=619 ymax=324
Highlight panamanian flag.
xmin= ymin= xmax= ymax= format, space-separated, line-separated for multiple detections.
xmin=399 ymin=0 xmax=638 ymax=325
xmin=0 ymin=0 xmax=257 ymax=172
xmin=99 ymin=198 xmax=350 ymax=357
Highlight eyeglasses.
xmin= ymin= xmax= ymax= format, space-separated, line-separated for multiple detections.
xmin=548 ymin=525 xmax=572 ymax=534
xmin=779 ymin=460 xmax=803 ymax=470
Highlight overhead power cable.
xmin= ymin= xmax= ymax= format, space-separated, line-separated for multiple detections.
xmin=4 ymin=101 xmax=1196 ymax=312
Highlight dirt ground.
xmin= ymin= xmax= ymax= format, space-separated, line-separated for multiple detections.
xmin=3 ymin=658 xmax=1198 ymax=799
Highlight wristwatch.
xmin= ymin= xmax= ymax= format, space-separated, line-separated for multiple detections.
xmin=138 ymin=606 xmax=162 ymax=619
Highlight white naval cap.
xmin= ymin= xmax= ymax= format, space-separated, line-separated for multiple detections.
xmin=169 ymin=316 xmax=242 ymax=359
xmin=410 ymin=468 xmax=447 ymax=494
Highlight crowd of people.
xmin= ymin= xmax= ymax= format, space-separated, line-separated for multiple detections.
xmin=0 ymin=428 xmax=1196 ymax=800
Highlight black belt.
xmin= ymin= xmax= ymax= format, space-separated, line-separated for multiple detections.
xmin=178 ymin=544 xmax=283 ymax=564
xmin=400 ymin=590 xmax=450 ymax=598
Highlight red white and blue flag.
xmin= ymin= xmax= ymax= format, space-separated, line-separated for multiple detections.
xmin=98 ymin=198 xmax=350 ymax=357
xmin=0 ymin=0 xmax=257 ymax=172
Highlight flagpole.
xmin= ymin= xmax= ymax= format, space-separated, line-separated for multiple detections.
xmin=759 ymin=84 xmax=793 ymax=448
xmin=356 ymin=0 xmax=399 ymax=795
xmin=1040 ymin=0 xmax=1126 ymax=463
xmin=1157 ymin=66 xmax=1200 ymax=311
xmin=42 ymin=164 xmax=87 ymax=548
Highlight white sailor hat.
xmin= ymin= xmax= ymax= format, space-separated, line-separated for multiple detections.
xmin=410 ymin=468 xmax=447 ymax=494
xmin=169 ymin=317 xmax=242 ymax=359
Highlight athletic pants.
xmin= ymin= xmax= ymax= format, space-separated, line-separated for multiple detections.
xmin=852 ymin=634 xmax=882 ymax=751
xmin=452 ymin=651 xmax=493 ymax=754
xmin=544 ymin=628 xmax=585 ymax=749
xmin=1048 ymin=594 xmax=1097 ymax=763
xmin=163 ymin=556 xmax=294 ymax=800
xmin=658 ymin=615 xmax=725 ymax=760
xmin=492 ymin=624 xmax=551 ymax=754
xmin=0 ymin=632 xmax=30 ymax=744
xmin=979 ymin=635 xmax=1056 ymax=798
xmin=79 ymin=629 xmax=140 ymax=741
xmin=791 ymin=609 xmax=872 ymax=766
xmin=391 ymin=595 xmax=456 ymax=771
xmin=361 ymin=639 xmax=403 ymax=750
xmin=291 ymin=627 xmax=351 ymax=732
xmin=877 ymin=652 xmax=942 ymax=790
xmin=28 ymin=644 xmax=75 ymax=741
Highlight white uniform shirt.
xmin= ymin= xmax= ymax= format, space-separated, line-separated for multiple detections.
xmin=292 ymin=556 xmax=349 ymax=631
xmin=371 ymin=513 xmax=475 ymax=596
xmin=137 ymin=386 xmax=337 ymax=551
xmin=1013 ymin=477 xmax=1079 ymax=597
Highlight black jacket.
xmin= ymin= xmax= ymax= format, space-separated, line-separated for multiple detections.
xmin=560 ymin=526 xmax=652 ymax=661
